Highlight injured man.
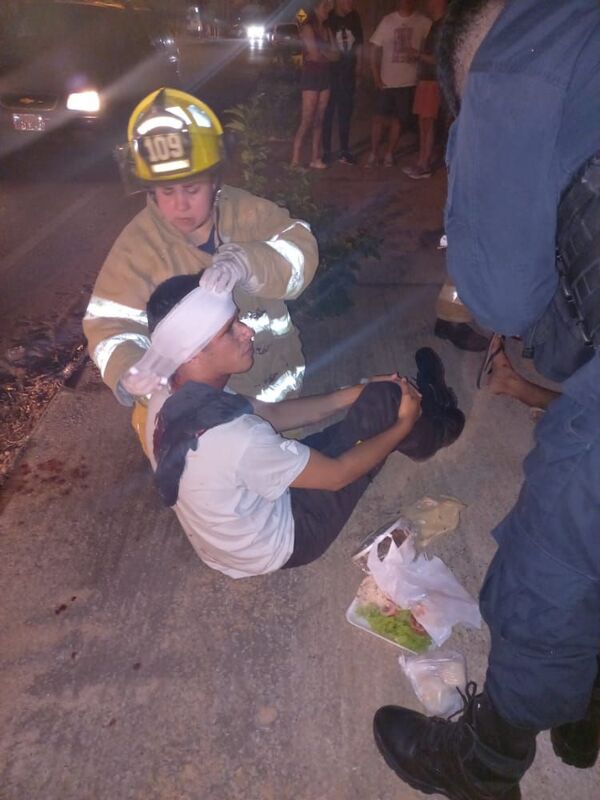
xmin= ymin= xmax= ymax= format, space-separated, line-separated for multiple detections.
xmin=123 ymin=275 xmax=465 ymax=579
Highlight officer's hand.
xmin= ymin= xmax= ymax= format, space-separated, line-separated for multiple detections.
xmin=200 ymin=244 xmax=254 ymax=294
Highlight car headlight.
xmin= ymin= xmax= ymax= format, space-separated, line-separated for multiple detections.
xmin=246 ymin=25 xmax=265 ymax=39
xmin=66 ymin=90 xmax=100 ymax=113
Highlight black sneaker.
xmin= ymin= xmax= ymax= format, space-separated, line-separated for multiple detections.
xmin=338 ymin=152 xmax=357 ymax=165
xmin=415 ymin=346 xmax=458 ymax=417
xmin=439 ymin=406 xmax=465 ymax=449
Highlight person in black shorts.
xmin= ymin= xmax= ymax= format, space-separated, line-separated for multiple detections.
xmin=366 ymin=0 xmax=431 ymax=168
xmin=291 ymin=0 xmax=336 ymax=170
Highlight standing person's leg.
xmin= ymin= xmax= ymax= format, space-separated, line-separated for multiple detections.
xmin=369 ymin=115 xmax=385 ymax=163
xmin=322 ymin=67 xmax=339 ymax=162
xmin=338 ymin=68 xmax=356 ymax=161
xmin=372 ymin=392 xmax=600 ymax=797
xmin=310 ymin=88 xmax=330 ymax=167
xmin=291 ymin=90 xmax=318 ymax=167
xmin=418 ymin=116 xmax=435 ymax=170
xmin=383 ymin=119 xmax=401 ymax=165
xmin=480 ymin=393 xmax=600 ymax=736
xmin=384 ymin=88 xmax=413 ymax=165
xmin=367 ymin=89 xmax=392 ymax=166
xmin=405 ymin=81 xmax=440 ymax=177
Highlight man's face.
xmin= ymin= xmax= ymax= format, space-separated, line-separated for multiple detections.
xmin=398 ymin=0 xmax=416 ymax=15
xmin=202 ymin=314 xmax=254 ymax=375
xmin=426 ymin=0 xmax=446 ymax=18
xmin=154 ymin=177 xmax=216 ymax=235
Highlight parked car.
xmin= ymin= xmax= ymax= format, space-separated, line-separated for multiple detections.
xmin=0 ymin=0 xmax=181 ymax=146
xmin=266 ymin=22 xmax=301 ymax=65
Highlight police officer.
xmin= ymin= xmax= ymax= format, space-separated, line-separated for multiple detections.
xmin=83 ymin=88 xmax=319 ymax=448
xmin=372 ymin=1 xmax=600 ymax=798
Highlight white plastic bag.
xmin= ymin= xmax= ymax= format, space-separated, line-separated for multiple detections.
xmin=399 ymin=650 xmax=467 ymax=717
xmin=366 ymin=532 xmax=481 ymax=646
xmin=402 ymin=495 xmax=466 ymax=545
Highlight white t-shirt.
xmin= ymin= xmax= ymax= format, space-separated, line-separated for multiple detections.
xmin=146 ymin=389 xmax=310 ymax=579
xmin=370 ymin=11 xmax=432 ymax=88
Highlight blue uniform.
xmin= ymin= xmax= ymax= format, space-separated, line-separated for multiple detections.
xmin=446 ymin=0 xmax=600 ymax=729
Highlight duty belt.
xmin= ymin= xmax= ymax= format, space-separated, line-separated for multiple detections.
xmin=556 ymin=151 xmax=600 ymax=349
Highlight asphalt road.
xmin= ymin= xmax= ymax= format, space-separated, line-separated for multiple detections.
xmin=0 ymin=38 xmax=268 ymax=353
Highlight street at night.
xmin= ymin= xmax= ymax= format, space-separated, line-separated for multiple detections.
xmin=2 ymin=3 xmax=600 ymax=800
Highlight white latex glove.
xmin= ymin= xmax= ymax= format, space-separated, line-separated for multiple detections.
xmin=119 ymin=366 xmax=166 ymax=398
xmin=200 ymin=244 xmax=255 ymax=293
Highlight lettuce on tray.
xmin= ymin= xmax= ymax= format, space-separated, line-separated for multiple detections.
xmin=356 ymin=603 xmax=431 ymax=652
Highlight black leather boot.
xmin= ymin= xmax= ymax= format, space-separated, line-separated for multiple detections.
xmin=551 ymin=676 xmax=600 ymax=768
xmin=373 ymin=685 xmax=536 ymax=800
xmin=435 ymin=319 xmax=490 ymax=352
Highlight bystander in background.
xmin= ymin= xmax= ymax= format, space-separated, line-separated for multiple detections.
xmin=365 ymin=0 xmax=431 ymax=168
xmin=402 ymin=0 xmax=447 ymax=179
xmin=291 ymin=0 xmax=336 ymax=170
xmin=322 ymin=0 xmax=363 ymax=165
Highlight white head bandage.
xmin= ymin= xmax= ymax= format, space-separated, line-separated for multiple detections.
xmin=121 ymin=285 xmax=236 ymax=396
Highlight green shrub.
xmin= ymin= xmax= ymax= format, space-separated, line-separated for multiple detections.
xmin=225 ymin=83 xmax=381 ymax=319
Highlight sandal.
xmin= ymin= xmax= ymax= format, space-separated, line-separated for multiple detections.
xmin=476 ymin=334 xmax=505 ymax=389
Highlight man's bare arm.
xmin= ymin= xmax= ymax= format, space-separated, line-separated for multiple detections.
xmin=251 ymin=386 xmax=361 ymax=432
xmin=290 ymin=379 xmax=422 ymax=491
xmin=251 ymin=374 xmax=403 ymax=432
xmin=370 ymin=43 xmax=384 ymax=88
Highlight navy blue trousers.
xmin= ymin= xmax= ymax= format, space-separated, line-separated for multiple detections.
xmin=481 ymin=391 xmax=600 ymax=730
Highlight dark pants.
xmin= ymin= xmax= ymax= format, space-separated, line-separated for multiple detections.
xmin=283 ymin=382 xmax=438 ymax=568
xmin=480 ymin=391 xmax=600 ymax=730
xmin=322 ymin=64 xmax=356 ymax=157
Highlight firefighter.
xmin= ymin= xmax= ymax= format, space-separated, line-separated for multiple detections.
xmin=83 ymin=88 xmax=319 ymax=448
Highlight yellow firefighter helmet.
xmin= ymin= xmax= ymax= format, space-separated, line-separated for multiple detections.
xmin=116 ymin=88 xmax=224 ymax=191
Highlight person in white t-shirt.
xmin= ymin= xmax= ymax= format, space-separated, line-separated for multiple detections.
xmin=366 ymin=0 xmax=431 ymax=167
xmin=135 ymin=274 xmax=464 ymax=579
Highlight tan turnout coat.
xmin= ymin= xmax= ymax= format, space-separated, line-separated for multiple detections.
xmin=83 ymin=185 xmax=319 ymax=402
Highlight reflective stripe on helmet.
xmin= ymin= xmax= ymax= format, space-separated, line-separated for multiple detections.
xmin=255 ymin=366 xmax=305 ymax=402
xmin=265 ymin=221 xmax=310 ymax=298
xmin=240 ymin=311 xmax=293 ymax=337
xmin=85 ymin=295 xmax=148 ymax=326
xmin=93 ymin=333 xmax=151 ymax=377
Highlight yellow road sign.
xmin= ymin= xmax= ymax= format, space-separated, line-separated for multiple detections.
xmin=296 ymin=8 xmax=307 ymax=23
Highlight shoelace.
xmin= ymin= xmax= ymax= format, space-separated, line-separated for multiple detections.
xmin=421 ymin=681 xmax=479 ymax=753
xmin=452 ymin=681 xmax=479 ymax=719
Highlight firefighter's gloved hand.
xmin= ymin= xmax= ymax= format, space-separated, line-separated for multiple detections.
xmin=201 ymin=244 xmax=258 ymax=294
